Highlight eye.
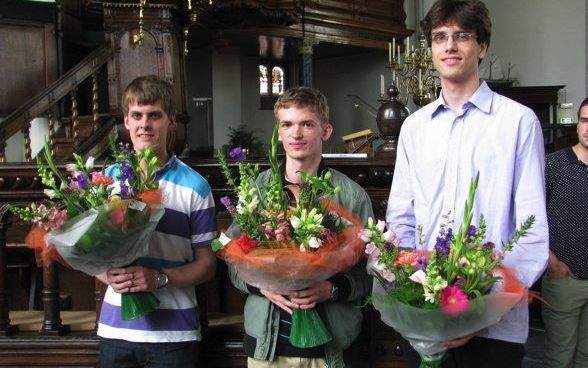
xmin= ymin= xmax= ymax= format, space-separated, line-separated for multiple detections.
xmin=130 ymin=112 xmax=142 ymax=120
xmin=432 ymin=32 xmax=448 ymax=43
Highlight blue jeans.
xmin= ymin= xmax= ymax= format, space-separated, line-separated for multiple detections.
xmin=99 ymin=337 xmax=199 ymax=368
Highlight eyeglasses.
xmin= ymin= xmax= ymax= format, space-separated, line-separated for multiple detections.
xmin=431 ymin=31 xmax=477 ymax=44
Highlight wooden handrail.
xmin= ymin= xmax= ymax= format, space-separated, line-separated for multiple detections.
xmin=0 ymin=43 xmax=113 ymax=144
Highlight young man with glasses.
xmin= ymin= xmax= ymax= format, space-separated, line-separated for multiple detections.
xmin=386 ymin=1 xmax=548 ymax=367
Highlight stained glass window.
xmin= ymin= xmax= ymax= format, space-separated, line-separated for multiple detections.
xmin=271 ymin=66 xmax=284 ymax=95
xmin=259 ymin=65 xmax=269 ymax=95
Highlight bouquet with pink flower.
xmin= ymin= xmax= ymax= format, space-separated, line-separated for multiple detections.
xmin=359 ymin=174 xmax=533 ymax=367
xmin=212 ymin=123 xmax=365 ymax=349
xmin=10 ymin=140 xmax=164 ymax=320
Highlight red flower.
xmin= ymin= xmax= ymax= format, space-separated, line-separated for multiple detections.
xmin=395 ymin=251 xmax=419 ymax=266
xmin=237 ymin=233 xmax=259 ymax=253
xmin=92 ymin=172 xmax=114 ymax=186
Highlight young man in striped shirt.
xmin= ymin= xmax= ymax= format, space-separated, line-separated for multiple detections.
xmin=96 ymin=75 xmax=217 ymax=367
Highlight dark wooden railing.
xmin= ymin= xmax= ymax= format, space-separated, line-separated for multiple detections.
xmin=0 ymin=43 xmax=114 ymax=163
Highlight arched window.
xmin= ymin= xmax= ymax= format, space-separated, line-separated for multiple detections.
xmin=259 ymin=62 xmax=287 ymax=109
xmin=271 ymin=66 xmax=284 ymax=95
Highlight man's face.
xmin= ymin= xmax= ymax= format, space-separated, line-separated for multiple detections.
xmin=578 ymin=105 xmax=588 ymax=148
xmin=431 ymin=23 xmax=488 ymax=86
xmin=124 ymin=100 xmax=174 ymax=160
xmin=276 ymin=105 xmax=332 ymax=162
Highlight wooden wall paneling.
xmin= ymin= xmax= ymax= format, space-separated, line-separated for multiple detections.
xmin=0 ymin=19 xmax=58 ymax=116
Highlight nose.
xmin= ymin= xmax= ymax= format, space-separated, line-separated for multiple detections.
xmin=292 ymin=124 xmax=303 ymax=137
xmin=444 ymin=36 xmax=458 ymax=51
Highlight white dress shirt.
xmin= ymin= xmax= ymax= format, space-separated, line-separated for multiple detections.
xmin=386 ymin=81 xmax=549 ymax=343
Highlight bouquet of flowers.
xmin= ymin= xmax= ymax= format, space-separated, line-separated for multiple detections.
xmin=10 ymin=141 xmax=165 ymax=320
xmin=359 ymin=174 xmax=533 ymax=368
xmin=212 ymin=123 xmax=365 ymax=348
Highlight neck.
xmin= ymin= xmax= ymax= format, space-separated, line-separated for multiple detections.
xmin=284 ymin=156 xmax=321 ymax=183
xmin=440 ymin=77 xmax=481 ymax=112
xmin=572 ymin=144 xmax=588 ymax=164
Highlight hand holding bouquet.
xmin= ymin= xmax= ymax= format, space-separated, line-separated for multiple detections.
xmin=213 ymin=123 xmax=365 ymax=348
xmin=11 ymin=140 xmax=164 ymax=320
xmin=360 ymin=173 xmax=533 ymax=367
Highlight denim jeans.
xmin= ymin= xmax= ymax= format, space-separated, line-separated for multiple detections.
xmin=99 ymin=337 xmax=199 ymax=368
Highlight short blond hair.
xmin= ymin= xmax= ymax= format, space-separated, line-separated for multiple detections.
xmin=274 ymin=87 xmax=329 ymax=124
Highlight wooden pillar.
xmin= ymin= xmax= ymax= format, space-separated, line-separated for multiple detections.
xmin=0 ymin=204 xmax=17 ymax=336
xmin=39 ymin=262 xmax=68 ymax=335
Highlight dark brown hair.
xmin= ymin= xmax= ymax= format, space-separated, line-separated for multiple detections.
xmin=274 ymin=87 xmax=329 ymax=124
xmin=122 ymin=75 xmax=175 ymax=117
xmin=578 ymin=97 xmax=588 ymax=120
xmin=421 ymin=0 xmax=491 ymax=47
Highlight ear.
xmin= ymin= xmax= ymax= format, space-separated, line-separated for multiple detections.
xmin=478 ymin=41 xmax=489 ymax=61
xmin=123 ymin=114 xmax=130 ymax=131
xmin=322 ymin=123 xmax=333 ymax=141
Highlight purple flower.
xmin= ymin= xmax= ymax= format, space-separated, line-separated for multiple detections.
xmin=120 ymin=184 xmax=130 ymax=199
xmin=416 ymin=256 xmax=428 ymax=271
xmin=382 ymin=283 xmax=397 ymax=291
xmin=229 ymin=147 xmax=246 ymax=161
xmin=466 ymin=225 xmax=477 ymax=241
xmin=120 ymin=161 xmax=135 ymax=182
xmin=69 ymin=172 xmax=89 ymax=191
xmin=220 ymin=196 xmax=237 ymax=214
xmin=434 ymin=227 xmax=452 ymax=257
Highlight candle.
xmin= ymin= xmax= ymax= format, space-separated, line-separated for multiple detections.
xmin=388 ymin=42 xmax=392 ymax=64
xmin=406 ymin=37 xmax=410 ymax=54
xmin=392 ymin=70 xmax=396 ymax=85
xmin=418 ymin=69 xmax=422 ymax=90
xmin=380 ymin=74 xmax=385 ymax=95
xmin=392 ymin=38 xmax=396 ymax=61
xmin=397 ymin=45 xmax=401 ymax=62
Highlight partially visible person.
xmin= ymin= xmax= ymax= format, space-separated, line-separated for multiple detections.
xmin=542 ymin=97 xmax=588 ymax=368
xmin=96 ymin=75 xmax=217 ymax=368
xmin=230 ymin=87 xmax=374 ymax=368
xmin=386 ymin=1 xmax=549 ymax=367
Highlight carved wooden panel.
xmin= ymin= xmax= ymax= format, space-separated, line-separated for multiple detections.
xmin=0 ymin=19 xmax=58 ymax=116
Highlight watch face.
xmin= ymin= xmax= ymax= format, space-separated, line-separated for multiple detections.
xmin=157 ymin=272 xmax=168 ymax=288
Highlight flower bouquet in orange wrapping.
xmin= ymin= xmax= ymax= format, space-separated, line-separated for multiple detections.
xmin=359 ymin=174 xmax=533 ymax=368
xmin=10 ymin=140 xmax=164 ymax=320
xmin=212 ymin=123 xmax=365 ymax=348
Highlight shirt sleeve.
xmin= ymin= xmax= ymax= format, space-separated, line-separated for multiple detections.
xmin=502 ymin=111 xmax=549 ymax=288
xmin=386 ymin=124 xmax=417 ymax=248
xmin=190 ymin=187 xmax=217 ymax=248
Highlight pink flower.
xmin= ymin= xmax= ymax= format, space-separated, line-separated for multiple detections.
xmin=440 ymin=286 xmax=470 ymax=316
xmin=43 ymin=208 xmax=68 ymax=231
xmin=110 ymin=209 xmax=125 ymax=225
xmin=395 ymin=251 xmax=419 ymax=266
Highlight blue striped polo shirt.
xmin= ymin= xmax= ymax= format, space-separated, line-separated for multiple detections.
xmin=97 ymin=155 xmax=216 ymax=342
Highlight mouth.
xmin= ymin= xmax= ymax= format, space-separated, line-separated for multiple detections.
xmin=441 ymin=56 xmax=462 ymax=65
xmin=288 ymin=142 xmax=306 ymax=150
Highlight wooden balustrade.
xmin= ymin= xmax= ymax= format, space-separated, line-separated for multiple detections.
xmin=0 ymin=205 xmax=17 ymax=336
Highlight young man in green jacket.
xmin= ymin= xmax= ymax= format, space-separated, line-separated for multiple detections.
xmin=230 ymin=87 xmax=374 ymax=368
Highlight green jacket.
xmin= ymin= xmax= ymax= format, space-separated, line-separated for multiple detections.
xmin=229 ymin=167 xmax=374 ymax=368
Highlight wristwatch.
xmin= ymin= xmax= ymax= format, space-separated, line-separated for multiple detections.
xmin=156 ymin=271 xmax=169 ymax=289
xmin=329 ymin=283 xmax=339 ymax=301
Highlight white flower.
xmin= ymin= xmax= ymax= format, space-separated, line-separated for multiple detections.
xmin=65 ymin=163 xmax=78 ymax=172
xmin=365 ymin=242 xmax=378 ymax=255
xmin=358 ymin=229 xmax=373 ymax=242
xmin=85 ymin=156 xmax=95 ymax=169
xmin=43 ymin=189 xmax=57 ymax=199
xmin=308 ymin=236 xmax=321 ymax=249
xmin=236 ymin=203 xmax=245 ymax=214
xmin=383 ymin=229 xmax=397 ymax=244
xmin=299 ymin=243 xmax=307 ymax=252
xmin=290 ymin=216 xmax=301 ymax=229
xmin=376 ymin=220 xmax=386 ymax=232
xmin=424 ymin=289 xmax=437 ymax=303
xmin=381 ymin=269 xmax=396 ymax=282
xmin=409 ymin=269 xmax=427 ymax=285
